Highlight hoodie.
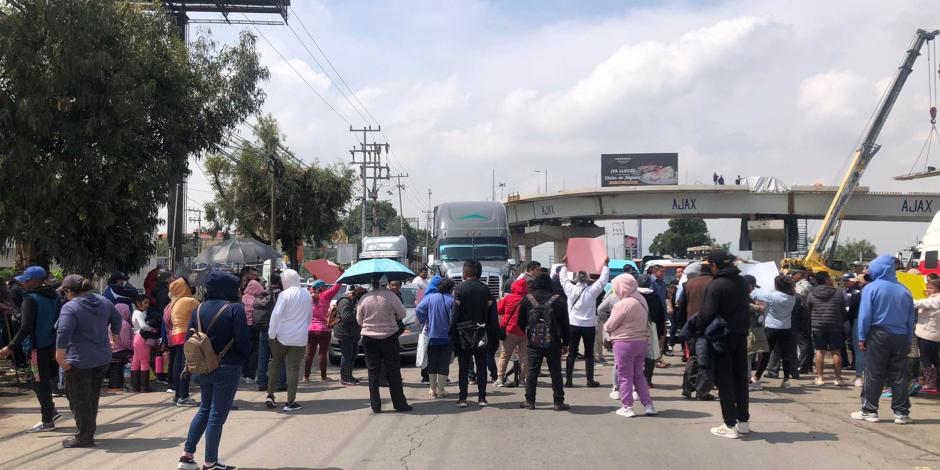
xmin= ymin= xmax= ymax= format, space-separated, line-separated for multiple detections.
xmin=56 ymin=293 xmax=122 ymax=369
xmin=268 ymin=269 xmax=313 ymax=347
xmin=605 ymin=274 xmax=650 ymax=343
xmin=189 ymin=271 xmax=251 ymax=367
xmin=166 ymin=278 xmax=200 ymax=347
xmin=8 ymin=283 xmax=60 ymax=351
xmin=310 ymin=283 xmax=343 ymax=332
xmin=807 ymin=284 xmax=846 ymax=332
xmin=416 ymin=278 xmax=456 ymax=344
xmin=697 ymin=265 xmax=750 ymax=336
xmin=497 ymin=278 xmax=528 ymax=337
xmin=241 ymin=279 xmax=264 ymax=327
xmin=111 ymin=303 xmax=134 ymax=352
xmin=858 ymin=254 xmax=916 ymax=342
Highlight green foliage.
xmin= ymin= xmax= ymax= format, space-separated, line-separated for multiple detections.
xmin=834 ymin=238 xmax=877 ymax=263
xmin=648 ymin=218 xmax=715 ymax=257
xmin=343 ymin=200 xmax=429 ymax=261
xmin=0 ymin=0 xmax=268 ymax=275
xmin=203 ymin=115 xmax=356 ymax=268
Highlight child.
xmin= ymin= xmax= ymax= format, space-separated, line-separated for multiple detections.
xmin=131 ymin=295 xmax=155 ymax=392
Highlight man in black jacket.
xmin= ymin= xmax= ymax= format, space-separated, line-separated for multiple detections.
xmin=696 ymin=251 xmax=751 ymax=439
xmin=452 ymin=260 xmax=498 ymax=408
xmin=808 ymin=271 xmax=847 ymax=386
xmin=518 ymin=273 xmax=571 ymax=411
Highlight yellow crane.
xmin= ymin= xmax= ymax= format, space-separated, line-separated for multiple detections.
xmin=783 ymin=28 xmax=940 ymax=275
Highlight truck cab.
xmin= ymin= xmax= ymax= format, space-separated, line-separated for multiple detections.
xmin=359 ymin=235 xmax=409 ymax=267
xmin=433 ymin=201 xmax=514 ymax=299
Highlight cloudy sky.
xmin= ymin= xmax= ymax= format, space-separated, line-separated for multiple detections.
xmin=179 ymin=0 xmax=940 ymax=263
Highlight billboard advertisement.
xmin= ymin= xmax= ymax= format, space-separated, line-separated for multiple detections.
xmin=601 ymin=153 xmax=678 ymax=187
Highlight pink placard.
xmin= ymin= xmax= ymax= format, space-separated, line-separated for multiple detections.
xmin=566 ymin=238 xmax=607 ymax=274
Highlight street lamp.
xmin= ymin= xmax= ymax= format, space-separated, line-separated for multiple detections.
xmin=534 ymin=170 xmax=548 ymax=193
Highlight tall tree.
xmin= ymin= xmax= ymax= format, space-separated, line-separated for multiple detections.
xmin=834 ymin=238 xmax=877 ymax=263
xmin=648 ymin=218 xmax=715 ymax=257
xmin=203 ymin=115 xmax=356 ymax=268
xmin=0 ymin=0 xmax=268 ymax=275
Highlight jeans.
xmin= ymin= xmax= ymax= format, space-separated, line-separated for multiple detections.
xmin=757 ymin=328 xmax=793 ymax=380
xmin=65 ymin=364 xmax=107 ymax=444
xmin=184 ymin=365 xmax=241 ymax=463
xmin=713 ymin=333 xmax=750 ymax=427
xmin=339 ymin=338 xmax=359 ymax=379
xmin=304 ymin=330 xmax=332 ymax=380
xmin=920 ymin=337 xmax=940 ymax=368
xmin=31 ymin=346 xmax=58 ymax=424
xmin=615 ymin=340 xmax=652 ymax=409
xmin=458 ymin=349 xmax=489 ymax=401
xmin=525 ymin=346 xmax=565 ymax=404
xmin=497 ymin=334 xmax=527 ymax=381
xmin=256 ymin=329 xmax=286 ymax=389
xmin=852 ymin=319 xmax=866 ymax=376
xmin=426 ymin=344 xmax=452 ymax=376
xmin=566 ymin=325 xmax=596 ymax=383
xmin=362 ymin=335 xmax=409 ymax=411
xmin=267 ymin=339 xmax=304 ymax=403
xmin=170 ymin=345 xmax=192 ymax=399
xmin=861 ymin=328 xmax=911 ymax=415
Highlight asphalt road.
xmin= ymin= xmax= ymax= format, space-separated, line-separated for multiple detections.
xmin=1 ymin=353 xmax=939 ymax=470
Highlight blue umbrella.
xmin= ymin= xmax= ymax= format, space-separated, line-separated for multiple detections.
xmin=336 ymin=258 xmax=415 ymax=285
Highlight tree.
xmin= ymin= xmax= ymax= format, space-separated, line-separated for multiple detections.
xmin=834 ymin=238 xmax=877 ymax=263
xmin=343 ymin=200 xmax=430 ymax=262
xmin=203 ymin=115 xmax=356 ymax=268
xmin=648 ymin=218 xmax=715 ymax=257
xmin=0 ymin=1 xmax=268 ymax=275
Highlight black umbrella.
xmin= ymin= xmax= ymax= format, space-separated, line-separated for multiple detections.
xmin=192 ymin=238 xmax=282 ymax=267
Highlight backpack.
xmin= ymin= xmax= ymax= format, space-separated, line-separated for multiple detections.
xmin=183 ymin=303 xmax=233 ymax=375
xmin=140 ymin=310 xmax=163 ymax=339
xmin=251 ymin=290 xmax=276 ymax=328
xmin=526 ymin=294 xmax=559 ymax=349
xmin=326 ymin=302 xmax=339 ymax=328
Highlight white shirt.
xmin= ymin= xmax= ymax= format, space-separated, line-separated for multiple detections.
xmin=559 ymin=266 xmax=610 ymax=327
xmin=132 ymin=309 xmax=155 ymax=335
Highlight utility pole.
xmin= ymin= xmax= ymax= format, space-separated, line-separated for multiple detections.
xmin=392 ymin=173 xmax=409 ymax=235
xmin=349 ymin=126 xmax=383 ymax=238
xmin=187 ymin=208 xmax=203 ymax=255
xmin=422 ymin=188 xmax=433 ymax=247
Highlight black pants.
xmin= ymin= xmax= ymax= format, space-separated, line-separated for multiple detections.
xmin=458 ymin=349 xmax=488 ymax=401
xmin=32 ymin=346 xmax=59 ymax=424
xmin=525 ymin=346 xmax=565 ymax=405
xmin=566 ymin=325 xmax=596 ymax=383
xmin=65 ymin=364 xmax=108 ymax=444
xmin=681 ymin=337 xmax=714 ymax=397
xmin=797 ymin=329 xmax=814 ymax=372
xmin=757 ymin=328 xmax=793 ymax=380
xmin=107 ymin=350 xmax=131 ymax=390
xmin=362 ymin=335 xmax=408 ymax=412
xmin=713 ymin=333 xmax=750 ymax=427
xmin=245 ymin=326 xmax=260 ymax=379
xmin=426 ymin=344 xmax=452 ymax=376
xmin=861 ymin=328 xmax=911 ymax=415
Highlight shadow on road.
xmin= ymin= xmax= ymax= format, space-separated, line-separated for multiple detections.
xmin=742 ymin=431 xmax=837 ymax=444
xmin=653 ymin=409 xmax=713 ymax=419
xmin=240 ymin=467 xmax=342 ymax=470
xmin=96 ymin=436 xmax=185 ymax=453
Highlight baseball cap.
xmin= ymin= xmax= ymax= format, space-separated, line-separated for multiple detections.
xmin=15 ymin=266 xmax=47 ymax=283
xmin=108 ymin=271 xmax=129 ymax=284
xmin=841 ymin=273 xmax=855 ymax=282
xmin=684 ymin=262 xmax=702 ymax=276
xmin=59 ymin=274 xmax=86 ymax=292
xmin=743 ymin=274 xmax=759 ymax=288
xmin=311 ymin=280 xmax=327 ymax=289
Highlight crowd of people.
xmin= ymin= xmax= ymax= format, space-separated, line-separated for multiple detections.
xmin=0 ymin=249 xmax=937 ymax=469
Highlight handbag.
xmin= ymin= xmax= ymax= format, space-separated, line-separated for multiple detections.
xmin=415 ymin=325 xmax=430 ymax=369
xmin=456 ymin=320 xmax=488 ymax=351
xmin=646 ymin=322 xmax=662 ymax=361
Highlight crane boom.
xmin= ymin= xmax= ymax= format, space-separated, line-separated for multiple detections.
xmin=803 ymin=28 xmax=940 ymax=270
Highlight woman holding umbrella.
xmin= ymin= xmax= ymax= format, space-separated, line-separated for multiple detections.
xmin=356 ymin=274 xmax=412 ymax=413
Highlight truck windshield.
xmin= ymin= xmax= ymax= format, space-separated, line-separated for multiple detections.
xmin=439 ymin=237 xmax=508 ymax=261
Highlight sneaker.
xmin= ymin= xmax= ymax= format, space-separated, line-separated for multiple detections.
xmin=167 ymin=388 xmax=176 ymax=394
xmin=61 ymin=437 xmax=95 ymax=448
xmin=586 ymin=380 xmax=601 ymax=388
xmin=833 ymin=378 xmax=846 ymax=386
xmin=909 ymin=383 xmax=923 ymax=396
xmin=854 ymin=377 xmax=864 ymax=387
xmin=609 ymin=390 xmax=621 ymax=400
xmin=697 ymin=393 xmax=717 ymax=401
xmin=478 ymin=400 xmax=488 ymax=407
xmin=851 ymin=410 xmax=880 ymax=422
xmin=456 ymin=400 xmax=468 ymax=408
xmin=176 ymin=397 xmax=198 ymax=407
xmin=283 ymin=401 xmax=301 ymax=412
xmin=520 ymin=401 xmax=535 ymax=410
xmin=881 ymin=389 xmax=892 ymax=398
xmin=894 ymin=414 xmax=913 ymax=425
xmin=615 ymin=407 xmax=637 ymax=418
xmin=710 ymin=424 xmax=740 ymax=439
xmin=495 ymin=379 xmax=506 ymax=388
xmin=736 ymin=421 xmax=751 ymax=434
xmin=644 ymin=404 xmax=658 ymax=416
xmin=781 ymin=380 xmax=792 ymax=389
xmin=52 ymin=410 xmax=62 ymax=422
xmin=553 ymin=403 xmax=570 ymax=411
xmin=813 ymin=377 xmax=825 ymax=386
xmin=27 ymin=422 xmax=55 ymax=433
xmin=202 ymin=460 xmax=236 ymax=470
xmin=749 ymin=383 xmax=763 ymax=391
xmin=564 ymin=379 xmax=573 ymax=388
xmin=244 ymin=378 xmax=256 ymax=385
xmin=265 ymin=395 xmax=276 ymax=409
xmin=395 ymin=405 xmax=413 ymax=412
xmin=178 ymin=456 xmax=199 ymax=470
xmin=341 ymin=379 xmax=358 ymax=386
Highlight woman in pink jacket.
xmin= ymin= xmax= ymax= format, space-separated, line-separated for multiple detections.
xmin=605 ymin=274 xmax=658 ymax=418
xmin=305 ymin=280 xmax=343 ymax=382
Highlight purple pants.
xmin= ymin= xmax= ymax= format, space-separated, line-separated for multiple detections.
xmin=614 ymin=340 xmax=652 ymax=409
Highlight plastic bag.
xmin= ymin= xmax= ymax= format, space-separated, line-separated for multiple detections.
xmin=415 ymin=325 xmax=429 ymax=369
xmin=646 ymin=322 xmax=662 ymax=361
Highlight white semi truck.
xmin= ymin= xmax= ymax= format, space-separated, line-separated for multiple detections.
xmin=359 ymin=235 xmax=409 ymax=267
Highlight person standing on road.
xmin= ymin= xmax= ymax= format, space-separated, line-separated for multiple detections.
xmin=166 ymin=278 xmax=200 ymax=407
xmin=413 ymin=267 xmax=430 ymax=292
xmin=416 ymin=276 xmax=456 ymax=398
xmin=744 ymin=275 xmax=769 ymax=392
xmin=792 ymin=269 xmax=815 ymax=375
xmin=518 ymin=272 xmax=571 ymax=411
xmin=696 ymin=251 xmax=751 ymax=439
xmin=559 ymin=258 xmax=610 ymax=388
xmin=333 ymin=287 xmax=367 ymax=386
xmin=0 ymin=266 xmax=63 ymax=434
xmin=452 ymin=260 xmax=499 ymax=407
xmin=265 ymin=269 xmax=311 ymax=412
xmin=178 ymin=271 xmax=251 ymax=470
xmin=55 ymin=275 xmax=122 ymax=448
xmin=496 ymin=278 xmax=529 ymax=388
xmin=252 ymin=273 xmax=287 ymax=393
xmin=107 ymin=289 xmax=134 ymax=392
xmin=305 ymin=280 xmax=343 ymax=383
xmin=751 ymin=275 xmax=797 ymax=389
xmin=240 ymin=276 xmax=264 ymax=384
xmin=357 ymin=275 xmax=412 ymax=413
xmin=807 ymin=271 xmax=848 ymax=386
xmin=131 ymin=295 xmax=156 ymax=393
xmin=637 ymin=276 xmax=667 ymax=385
xmin=852 ymin=255 xmax=916 ymax=425
xmin=846 ymin=274 xmax=869 ymax=387
xmin=678 ymin=262 xmax=716 ymax=400
xmin=606 ymin=274 xmax=658 ymax=418
xmin=914 ymin=279 xmax=940 ymax=394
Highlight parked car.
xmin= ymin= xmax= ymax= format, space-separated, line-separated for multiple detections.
xmin=329 ymin=285 xmax=420 ymax=363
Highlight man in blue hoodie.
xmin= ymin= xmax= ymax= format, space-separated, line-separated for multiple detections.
xmin=852 ymin=254 xmax=916 ymax=425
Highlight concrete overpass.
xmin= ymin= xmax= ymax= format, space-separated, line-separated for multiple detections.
xmin=505 ymin=184 xmax=940 ymax=262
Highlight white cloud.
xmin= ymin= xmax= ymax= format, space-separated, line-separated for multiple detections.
xmin=270 ymin=58 xmax=332 ymax=92
xmin=798 ymin=71 xmax=880 ymax=119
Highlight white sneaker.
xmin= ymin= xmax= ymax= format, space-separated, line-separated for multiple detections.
xmin=644 ymin=404 xmax=658 ymax=416
xmin=615 ymin=407 xmax=637 ymax=418
xmin=781 ymin=380 xmax=792 ymax=389
xmin=833 ymin=378 xmax=846 ymax=386
xmin=854 ymin=377 xmax=864 ymax=387
xmin=736 ymin=421 xmax=750 ymax=434
xmin=710 ymin=423 xmax=740 ymax=439
xmin=749 ymin=383 xmax=763 ymax=391
xmin=894 ymin=414 xmax=913 ymax=425
xmin=851 ymin=410 xmax=880 ymax=422
xmin=813 ymin=377 xmax=825 ymax=386
xmin=609 ymin=390 xmax=621 ymax=400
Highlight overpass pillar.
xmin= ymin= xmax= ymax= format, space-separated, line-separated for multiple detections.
xmin=747 ymin=219 xmax=786 ymax=263
xmin=553 ymin=240 xmax=568 ymax=265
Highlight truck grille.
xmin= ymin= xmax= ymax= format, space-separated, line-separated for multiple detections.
xmin=449 ymin=275 xmax=501 ymax=298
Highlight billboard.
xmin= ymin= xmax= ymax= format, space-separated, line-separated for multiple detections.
xmin=601 ymin=153 xmax=678 ymax=187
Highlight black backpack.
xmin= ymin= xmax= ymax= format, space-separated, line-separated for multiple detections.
xmin=526 ymin=294 xmax=559 ymax=349
xmin=140 ymin=310 xmax=163 ymax=339
xmin=252 ymin=290 xmax=277 ymax=328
